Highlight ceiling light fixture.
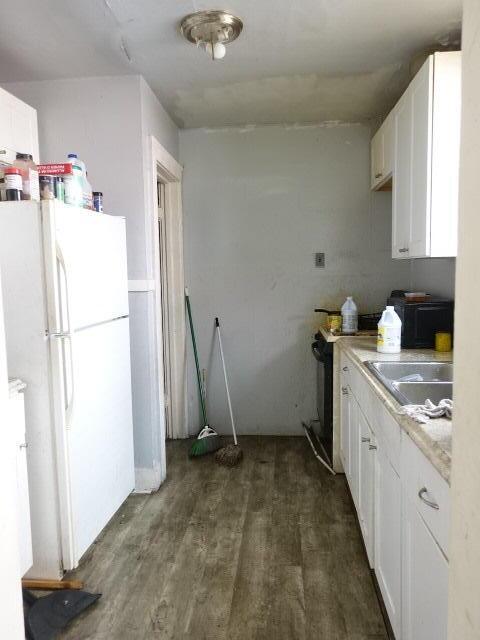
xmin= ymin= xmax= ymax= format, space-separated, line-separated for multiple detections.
xmin=180 ymin=10 xmax=243 ymax=61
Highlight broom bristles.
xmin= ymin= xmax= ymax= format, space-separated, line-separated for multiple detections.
xmin=189 ymin=433 xmax=221 ymax=458
xmin=215 ymin=444 xmax=243 ymax=467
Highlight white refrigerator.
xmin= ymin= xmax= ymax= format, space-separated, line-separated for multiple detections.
xmin=0 ymin=200 xmax=135 ymax=579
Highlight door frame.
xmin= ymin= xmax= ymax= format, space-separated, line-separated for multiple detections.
xmin=149 ymin=135 xmax=187 ymax=459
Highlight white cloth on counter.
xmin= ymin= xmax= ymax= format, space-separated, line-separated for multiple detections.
xmin=398 ymin=398 xmax=453 ymax=424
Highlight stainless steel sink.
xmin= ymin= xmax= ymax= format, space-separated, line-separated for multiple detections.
xmin=365 ymin=361 xmax=453 ymax=406
xmin=367 ymin=361 xmax=453 ymax=382
xmin=392 ymin=381 xmax=452 ymax=406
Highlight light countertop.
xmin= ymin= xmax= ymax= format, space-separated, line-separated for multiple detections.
xmin=336 ymin=337 xmax=453 ymax=483
xmin=317 ymin=326 xmax=376 ymax=343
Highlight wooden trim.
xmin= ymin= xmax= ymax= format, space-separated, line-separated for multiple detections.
xmin=22 ymin=579 xmax=84 ymax=591
xmin=128 ymin=279 xmax=156 ymax=292
xmin=148 ymin=136 xmax=187 ymax=487
xmin=151 ymin=137 xmax=183 ymax=181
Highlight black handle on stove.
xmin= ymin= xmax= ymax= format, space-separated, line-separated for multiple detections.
xmin=312 ymin=342 xmax=323 ymax=362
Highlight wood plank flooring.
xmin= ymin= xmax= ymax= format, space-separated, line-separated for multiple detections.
xmin=59 ymin=437 xmax=388 ymax=640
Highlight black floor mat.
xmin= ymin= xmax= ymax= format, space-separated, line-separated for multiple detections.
xmin=23 ymin=588 xmax=101 ymax=640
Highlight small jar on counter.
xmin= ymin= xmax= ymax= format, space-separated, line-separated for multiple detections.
xmin=4 ymin=167 xmax=23 ymax=201
xmin=93 ymin=191 xmax=103 ymax=213
xmin=435 ymin=332 xmax=452 ymax=352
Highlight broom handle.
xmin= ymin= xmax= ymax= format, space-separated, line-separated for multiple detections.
xmin=215 ymin=317 xmax=237 ymax=446
xmin=185 ymin=289 xmax=207 ymax=426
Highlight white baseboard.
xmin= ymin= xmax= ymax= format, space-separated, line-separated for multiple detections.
xmin=134 ymin=465 xmax=163 ymax=494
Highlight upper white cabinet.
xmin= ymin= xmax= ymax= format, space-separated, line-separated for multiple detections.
xmin=371 ymin=51 xmax=461 ymax=259
xmin=0 ymin=87 xmax=39 ymax=162
xmin=392 ymin=52 xmax=461 ymax=258
xmin=371 ymin=111 xmax=394 ymax=190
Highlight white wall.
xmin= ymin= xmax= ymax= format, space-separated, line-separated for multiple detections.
xmin=180 ymin=124 xmax=411 ymax=436
xmin=410 ymin=258 xmax=456 ymax=298
xmin=0 ymin=269 xmax=24 ymax=639
xmin=4 ymin=76 xmax=180 ymax=492
xmin=448 ymin=1 xmax=480 ymax=637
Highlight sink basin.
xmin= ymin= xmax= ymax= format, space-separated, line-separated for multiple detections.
xmin=367 ymin=361 xmax=453 ymax=382
xmin=392 ymin=381 xmax=453 ymax=406
xmin=365 ymin=361 xmax=453 ymax=406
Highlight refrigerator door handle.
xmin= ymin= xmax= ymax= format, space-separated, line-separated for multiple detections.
xmin=56 ymin=243 xmax=75 ymax=428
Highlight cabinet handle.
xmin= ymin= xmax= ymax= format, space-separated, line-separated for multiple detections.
xmin=19 ymin=443 xmax=28 ymax=449
xmin=341 ymin=386 xmax=348 ymax=395
xmin=368 ymin=444 xmax=377 ymax=450
xmin=375 ymin=172 xmax=383 ymax=179
xmin=342 ymin=366 xmax=349 ymax=372
xmin=361 ymin=436 xmax=370 ymax=443
xmin=418 ymin=487 xmax=439 ymax=510
xmin=398 ymin=248 xmax=409 ymax=253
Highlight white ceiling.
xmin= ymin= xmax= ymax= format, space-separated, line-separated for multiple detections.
xmin=0 ymin=0 xmax=461 ymax=128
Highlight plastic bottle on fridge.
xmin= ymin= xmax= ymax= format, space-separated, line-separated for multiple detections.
xmin=65 ymin=153 xmax=83 ymax=207
xmin=341 ymin=296 xmax=358 ymax=334
xmin=377 ymin=306 xmax=402 ymax=353
xmin=66 ymin=153 xmax=92 ymax=209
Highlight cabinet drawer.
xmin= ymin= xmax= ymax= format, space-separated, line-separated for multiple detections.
xmin=341 ymin=353 xmax=364 ymax=402
xmin=401 ymin=433 xmax=450 ymax=557
xmin=365 ymin=387 xmax=401 ymax=474
xmin=340 ymin=351 xmax=353 ymax=386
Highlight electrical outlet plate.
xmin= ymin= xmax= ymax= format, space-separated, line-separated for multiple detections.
xmin=315 ymin=252 xmax=325 ymax=268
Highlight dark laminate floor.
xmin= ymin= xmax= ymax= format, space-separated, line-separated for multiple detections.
xmin=59 ymin=437 xmax=388 ymax=640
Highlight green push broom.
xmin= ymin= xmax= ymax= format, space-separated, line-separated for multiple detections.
xmin=185 ymin=289 xmax=221 ymax=458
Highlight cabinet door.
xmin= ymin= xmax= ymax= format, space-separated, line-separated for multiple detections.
xmin=349 ymin=394 xmax=360 ymax=509
xmin=9 ymin=392 xmax=33 ymax=576
xmin=402 ymin=496 xmax=449 ymax=640
xmin=0 ymin=87 xmax=39 ymax=161
xmin=340 ymin=383 xmax=351 ymax=476
xmin=371 ymin=128 xmax=384 ymax=189
xmin=375 ymin=444 xmax=402 ymax=638
xmin=358 ymin=412 xmax=375 ymax=567
xmin=409 ymin=58 xmax=433 ymax=257
xmin=392 ymin=93 xmax=412 ymax=258
xmin=383 ymin=112 xmax=394 ymax=178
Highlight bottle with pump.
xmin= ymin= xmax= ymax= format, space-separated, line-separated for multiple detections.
xmin=341 ymin=296 xmax=358 ymax=334
xmin=377 ymin=306 xmax=402 ymax=353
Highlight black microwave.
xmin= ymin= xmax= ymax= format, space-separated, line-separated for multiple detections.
xmin=387 ymin=292 xmax=454 ymax=349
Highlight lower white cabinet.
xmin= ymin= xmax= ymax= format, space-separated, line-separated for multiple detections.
xmin=349 ymin=395 xmax=360 ymax=509
xmin=339 ymin=351 xmax=449 ymax=640
xmin=340 ymin=382 xmax=354 ymax=484
xmin=8 ymin=387 xmax=33 ymax=576
xmin=358 ymin=411 xmax=375 ymax=567
xmin=340 ymin=383 xmax=360 ymax=510
xmin=402 ymin=495 xmax=449 ymax=640
xmin=375 ymin=442 xmax=402 ymax=638
xmin=340 ymin=383 xmax=350 ymax=478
